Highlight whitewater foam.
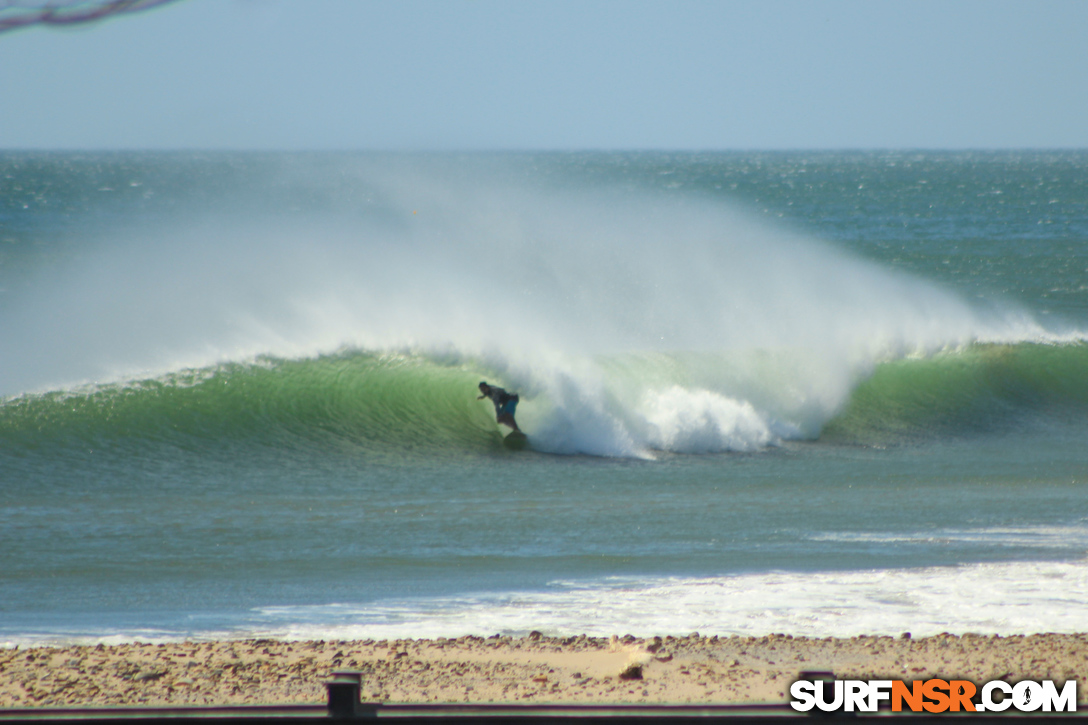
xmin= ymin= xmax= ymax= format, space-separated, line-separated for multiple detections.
xmin=244 ymin=558 xmax=1088 ymax=642
xmin=7 ymin=556 xmax=1085 ymax=647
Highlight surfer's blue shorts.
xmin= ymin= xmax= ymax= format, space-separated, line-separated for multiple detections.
xmin=500 ymin=398 xmax=518 ymax=416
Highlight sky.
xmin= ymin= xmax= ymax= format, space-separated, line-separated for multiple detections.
xmin=1 ymin=0 xmax=1086 ymax=151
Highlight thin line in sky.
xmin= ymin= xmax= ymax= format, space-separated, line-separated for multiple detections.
xmin=0 ymin=0 xmax=182 ymax=34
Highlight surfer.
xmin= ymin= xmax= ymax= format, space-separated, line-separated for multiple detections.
xmin=478 ymin=382 xmax=520 ymax=432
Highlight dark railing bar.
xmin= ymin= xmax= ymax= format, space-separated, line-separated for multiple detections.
xmin=3 ymin=667 xmax=1086 ymax=722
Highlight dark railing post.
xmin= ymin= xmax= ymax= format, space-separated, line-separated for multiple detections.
xmin=326 ymin=670 xmax=365 ymax=718
xmin=799 ymin=670 xmax=848 ymax=718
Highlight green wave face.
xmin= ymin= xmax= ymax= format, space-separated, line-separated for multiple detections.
xmin=3 ymin=342 xmax=1086 ymax=459
xmin=0 ymin=352 xmax=507 ymax=458
xmin=824 ymin=342 xmax=1088 ymax=445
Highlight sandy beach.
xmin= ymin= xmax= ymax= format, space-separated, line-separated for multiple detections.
xmin=1 ymin=632 xmax=1085 ymax=709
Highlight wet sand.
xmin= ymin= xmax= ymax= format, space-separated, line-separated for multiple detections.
xmin=1 ymin=633 xmax=1085 ymax=708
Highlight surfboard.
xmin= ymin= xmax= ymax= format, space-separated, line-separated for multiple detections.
xmin=503 ymin=430 xmax=529 ymax=450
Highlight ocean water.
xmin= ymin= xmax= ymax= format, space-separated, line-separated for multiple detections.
xmin=1 ymin=151 xmax=1086 ymax=646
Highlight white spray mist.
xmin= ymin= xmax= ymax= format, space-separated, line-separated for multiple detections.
xmin=0 ymin=158 xmax=1052 ymax=455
